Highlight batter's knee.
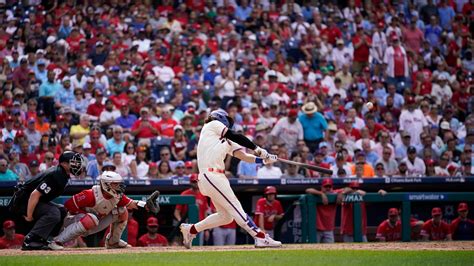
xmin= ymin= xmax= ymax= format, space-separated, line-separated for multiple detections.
xmin=220 ymin=212 xmax=234 ymax=225
xmin=80 ymin=213 xmax=99 ymax=231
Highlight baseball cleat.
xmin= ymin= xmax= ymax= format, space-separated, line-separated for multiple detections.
xmin=180 ymin=223 xmax=195 ymax=249
xmin=21 ymin=234 xmax=49 ymax=251
xmin=21 ymin=241 xmax=48 ymax=251
xmin=47 ymin=241 xmax=64 ymax=250
xmin=105 ymin=239 xmax=131 ymax=249
xmin=254 ymin=234 xmax=282 ymax=248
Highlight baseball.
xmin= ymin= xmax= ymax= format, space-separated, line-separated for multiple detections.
xmin=366 ymin=102 xmax=374 ymax=110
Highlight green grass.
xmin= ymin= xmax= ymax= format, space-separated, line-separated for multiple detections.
xmin=2 ymin=250 xmax=474 ymax=266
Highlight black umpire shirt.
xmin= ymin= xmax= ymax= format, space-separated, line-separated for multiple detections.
xmin=19 ymin=165 xmax=70 ymax=203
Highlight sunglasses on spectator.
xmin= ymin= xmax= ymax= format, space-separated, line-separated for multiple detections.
xmin=161 ymin=153 xmax=170 ymax=156
xmin=0 ymin=164 xmax=7 ymax=167
xmin=441 ymin=157 xmax=449 ymax=161
xmin=376 ymin=167 xmax=384 ymax=170
xmin=45 ymin=156 xmax=54 ymax=161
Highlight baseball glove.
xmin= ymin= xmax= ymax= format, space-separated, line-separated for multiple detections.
xmin=146 ymin=190 xmax=160 ymax=214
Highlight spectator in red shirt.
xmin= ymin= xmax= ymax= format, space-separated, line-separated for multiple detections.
xmin=376 ymin=208 xmax=402 ymax=242
xmin=174 ymin=174 xmax=209 ymax=245
xmin=137 ymin=217 xmax=169 ymax=247
xmin=254 ymin=186 xmax=284 ymax=238
xmin=342 ymin=117 xmax=361 ymax=142
xmin=321 ymin=17 xmax=342 ymax=45
xmin=383 ymin=35 xmax=409 ymax=89
xmin=352 ymin=26 xmax=372 ymax=73
xmin=305 ymin=178 xmax=343 ymax=243
xmin=86 ymin=89 xmax=105 ymax=119
xmin=131 ymin=107 xmax=160 ymax=145
xmin=88 ymin=129 xmax=105 ymax=154
xmin=156 ymin=107 xmax=178 ymax=138
xmin=19 ymin=140 xmax=36 ymax=165
xmin=171 ymin=125 xmax=187 ymax=161
xmin=365 ymin=113 xmax=387 ymax=139
xmin=402 ymin=17 xmax=425 ymax=54
xmin=421 ymin=207 xmax=452 ymax=241
xmin=0 ymin=220 xmax=24 ymax=249
xmin=12 ymin=58 xmax=30 ymax=91
xmin=66 ymin=28 xmax=85 ymax=53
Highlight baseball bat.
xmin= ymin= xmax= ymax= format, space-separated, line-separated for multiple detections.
xmin=277 ymin=158 xmax=333 ymax=175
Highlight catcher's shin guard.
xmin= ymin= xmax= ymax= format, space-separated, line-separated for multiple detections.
xmin=55 ymin=214 xmax=98 ymax=243
xmin=106 ymin=208 xmax=128 ymax=245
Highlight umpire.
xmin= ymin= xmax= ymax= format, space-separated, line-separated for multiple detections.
xmin=8 ymin=151 xmax=85 ymax=250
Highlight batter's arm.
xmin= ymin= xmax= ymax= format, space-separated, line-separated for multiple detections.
xmin=224 ymin=130 xmax=257 ymax=150
xmin=233 ymin=149 xmax=259 ymax=163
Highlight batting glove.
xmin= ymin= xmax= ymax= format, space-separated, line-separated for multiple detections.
xmin=264 ymin=154 xmax=278 ymax=165
xmin=255 ymin=146 xmax=269 ymax=159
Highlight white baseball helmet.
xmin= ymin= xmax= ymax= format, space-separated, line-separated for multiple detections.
xmin=99 ymin=171 xmax=125 ymax=198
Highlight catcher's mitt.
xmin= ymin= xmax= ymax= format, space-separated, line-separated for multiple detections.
xmin=146 ymin=190 xmax=160 ymax=214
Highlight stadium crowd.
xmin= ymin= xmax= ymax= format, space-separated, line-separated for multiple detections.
xmin=0 ymin=0 xmax=473 ymax=182
xmin=0 ymin=0 xmax=472 ymax=181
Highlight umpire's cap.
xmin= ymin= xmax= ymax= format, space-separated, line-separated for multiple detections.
xmin=209 ymin=109 xmax=234 ymax=128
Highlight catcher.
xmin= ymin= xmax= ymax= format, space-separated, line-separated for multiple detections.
xmin=51 ymin=171 xmax=160 ymax=249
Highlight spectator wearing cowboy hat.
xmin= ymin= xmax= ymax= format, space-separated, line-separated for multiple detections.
xmin=299 ymin=102 xmax=328 ymax=153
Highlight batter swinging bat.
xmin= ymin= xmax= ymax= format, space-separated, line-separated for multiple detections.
xmin=277 ymin=158 xmax=333 ymax=175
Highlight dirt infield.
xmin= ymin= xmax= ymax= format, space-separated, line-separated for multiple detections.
xmin=1 ymin=242 xmax=473 ymax=256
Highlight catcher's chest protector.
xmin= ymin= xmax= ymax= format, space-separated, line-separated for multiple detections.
xmin=84 ymin=185 xmax=121 ymax=218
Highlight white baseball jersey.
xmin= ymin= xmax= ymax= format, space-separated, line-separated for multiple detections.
xmin=82 ymin=185 xmax=121 ymax=218
xmin=197 ymin=120 xmax=241 ymax=170
xmin=399 ymin=109 xmax=428 ymax=146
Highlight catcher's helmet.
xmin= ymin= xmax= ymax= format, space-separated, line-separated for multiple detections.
xmin=209 ymin=109 xmax=234 ymax=128
xmin=264 ymin=186 xmax=277 ymax=195
xmin=99 ymin=171 xmax=125 ymax=198
xmin=59 ymin=151 xmax=85 ymax=176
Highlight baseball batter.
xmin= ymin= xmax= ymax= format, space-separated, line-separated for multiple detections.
xmin=180 ymin=110 xmax=282 ymax=248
